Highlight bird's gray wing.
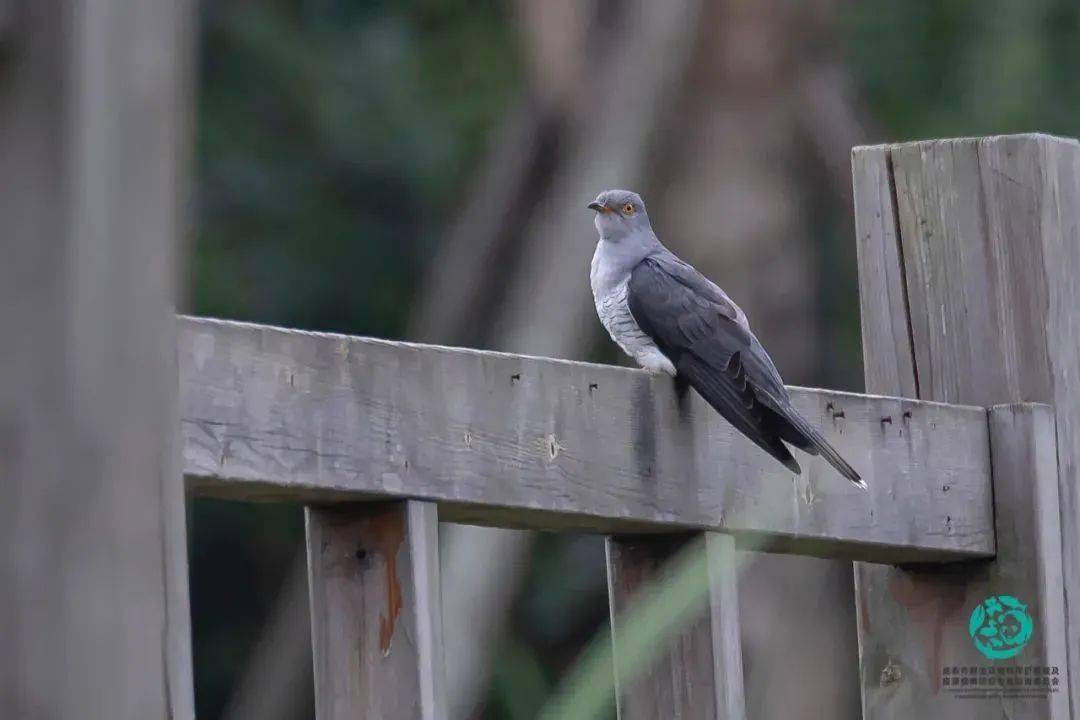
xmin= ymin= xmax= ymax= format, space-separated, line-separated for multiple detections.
xmin=627 ymin=253 xmax=862 ymax=485
xmin=626 ymin=254 xmax=799 ymax=472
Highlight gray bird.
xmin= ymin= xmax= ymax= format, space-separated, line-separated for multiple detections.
xmin=588 ymin=189 xmax=864 ymax=488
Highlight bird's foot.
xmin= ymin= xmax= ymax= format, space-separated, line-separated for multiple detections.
xmin=638 ymin=353 xmax=676 ymax=377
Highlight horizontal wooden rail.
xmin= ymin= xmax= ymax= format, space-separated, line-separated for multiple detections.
xmin=180 ymin=316 xmax=994 ymax=564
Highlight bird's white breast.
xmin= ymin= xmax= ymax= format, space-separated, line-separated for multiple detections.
xmin=591 ymin=247 xmax=675 ymax=376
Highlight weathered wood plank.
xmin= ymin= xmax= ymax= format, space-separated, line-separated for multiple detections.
xmin=180 ymin=316 xmax=994 ymax=563
xmin=0 ymin=1 xmax=194 ymax=718
xmin=853 ymin=145 xmax=918 ymax=398
xmin=853 ymin=134 xmax=1077 ymax=718
xmin=890 ymin=137 xmax=1054 ymax=405
xmin=1042 ymin=134 xmax=1080 ymax=718
xmin=985 ymin=405 xmax=1069 ymax=717
xmin=306 ymin=501 xmax=446 ymax=720
xmin=607 ymin=533 xmax=745 ymax=719
xmin=708 ymin=535 xmax=745 ymax=719
xmin=857 ymin=404 xmax=1068 ymax=718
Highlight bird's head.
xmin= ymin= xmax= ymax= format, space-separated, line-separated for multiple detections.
xmin=588 ymin=189 xmax=652 ymax=242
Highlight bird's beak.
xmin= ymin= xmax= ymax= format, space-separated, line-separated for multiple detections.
xmin=588 ymin=201 xmax=610 ymax=213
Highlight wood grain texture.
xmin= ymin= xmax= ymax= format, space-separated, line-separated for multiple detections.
xmin=180 ymin=315 xmax=994 ymax=563
xmin=707 ymin=534 xmax=745 ymax=719
xmin=853 ymin=145 xmax=918 ymax=399
xmin=0 ymin=1 xmax=194 ymax=718
xmin=857 ymin=404 xmax=1068 ymax=718
xmin=1042 ymin=134 xmax=1080 ymax=718
xmin=306 ymin=501 xmax=446 ymax=720
xmin=889 ymin=137 xmax=1054 ymax=405
xmin=853 ymin=134 xmax=1078 ymax=718
xmin=607 ymin=533 xmax=745 ymax=720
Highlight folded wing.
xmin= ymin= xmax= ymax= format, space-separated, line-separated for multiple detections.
xmin=626 ymin=253 xmax=863 ymax=486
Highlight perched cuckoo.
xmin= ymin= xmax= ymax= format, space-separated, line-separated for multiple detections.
xmin=588 ymin=189 xmax=864 ymax=488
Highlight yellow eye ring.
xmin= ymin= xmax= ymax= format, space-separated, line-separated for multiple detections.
xmin=622 ymin=202 xmax=635 ymax=215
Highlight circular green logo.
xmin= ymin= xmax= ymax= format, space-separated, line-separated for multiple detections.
xmin=968 ymin=595 xmax=1034 ymax=660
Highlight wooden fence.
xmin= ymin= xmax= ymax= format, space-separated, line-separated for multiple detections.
xmin=178 ymin=135 xmax=1079 ymax=719
xmin=2 ymin=19 xmax=1077 ymax=713
xmin=171 ymin=133 xmax=1080 ymax=720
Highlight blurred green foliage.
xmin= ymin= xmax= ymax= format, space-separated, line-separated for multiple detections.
xmin=190 ymin=501 xmax=304 ymax=718
xmin=844 ymin=0 xmax=1080 ymax=139
xmin=192 ymin=0 xmax=518 ymax=336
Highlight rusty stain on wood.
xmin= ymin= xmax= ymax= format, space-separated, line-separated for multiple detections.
xmin=307 ymin=502 xmax=446 ymax=718
xmin=359 ymin=508 xmax=406 ymax=655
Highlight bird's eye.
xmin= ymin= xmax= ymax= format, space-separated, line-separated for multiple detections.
xmin=622 ymin=203 xmax=635 ymax=215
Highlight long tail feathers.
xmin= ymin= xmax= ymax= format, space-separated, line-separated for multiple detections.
xmin=776 ymin=408 xmax=865 ymax=489
xmin=678 ymin=355 xmax=803 ymax=476
xmin=679 ymin=352 xmax=864 ymax=488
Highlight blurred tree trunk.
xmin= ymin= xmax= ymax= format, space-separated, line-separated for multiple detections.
xmin=0 ymin=1 xmax=194 ymax=717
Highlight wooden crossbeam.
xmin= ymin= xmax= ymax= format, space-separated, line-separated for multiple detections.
xmin=180 ymin=315 xmax=994 ymax=564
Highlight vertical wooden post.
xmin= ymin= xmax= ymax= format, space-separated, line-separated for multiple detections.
xmin=606 ymin=533 xmax=745 ymax=719
xmin=306 ymin=502 xmax=446 ymax=720
xmin=856 ymin=403 xmax=1067 ymax=718
xmin=853 ymin=135 xmax=1080 ymax=718
xmin=0 ymin=1 xmax=194 ymax=718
